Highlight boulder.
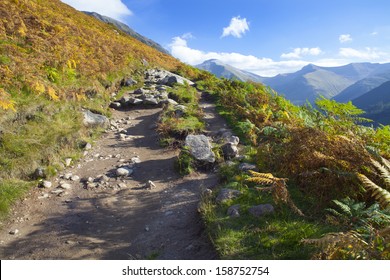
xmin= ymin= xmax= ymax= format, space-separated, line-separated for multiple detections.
xmin=216 ymin=188 xmax=241 ymax=204
xmin=248 ymin=204 xmax=275 ymax=217
xmin=82 ymin=110 xmax=109 ymax=128
xmin=185 ymin=135 xmax=215 ymax=163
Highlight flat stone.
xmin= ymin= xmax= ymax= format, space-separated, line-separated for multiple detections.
xmin=146 ymin=180 xmax=156 ymax=189
xmin=249 ymin=204 xmax=275 ymax=217
xmin=59 ymin=183 xmax=72 ymax=190
xmin=41 ymin=180 xmax=52 ymax=189
xmin=239 ymin=163 xmax=258 ymax=172
xmin=9 ymin=229 xmax=19 ymax=235
xmin=116 ymin=167 xmax=133 ymax=177
xmin=38 ymin=193 xmax=49 ymax=199
xmin=63 ymin=173 xmax=73 ymax=180
xmin=216 ymin=188 xmax=241 ymax=204
xmin=84 ymin=143 xmax=92 ymax=150
xmin=65 ymin=158 xmax=72 ymax=167
xmin=71 ymin=175 xmax=80 ymax=181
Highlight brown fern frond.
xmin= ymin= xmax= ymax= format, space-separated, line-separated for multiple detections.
xmin=247 ymin=177 xmax=275 ymax=185
xmin=381 ymin=157 xmax=390 ymax=171
xmin=358 ymin=174 xmax=390 ymax=209
xmin=248 ymin=171 xmax=275 ymax=179
xmin=371 ymin=159 xmax=390 ymax=187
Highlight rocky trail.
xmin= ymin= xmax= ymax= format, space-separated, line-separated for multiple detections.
xmin=0 ymin=70 xmax=235 ymax=260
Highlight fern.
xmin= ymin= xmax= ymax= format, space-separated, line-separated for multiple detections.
xmin=247 ymin=170 xmax=304 ymax=216
xmin=358 ymin=174 xmax=390 ymax=209
xmin=371 ymin=159 xmax=390 ymax=187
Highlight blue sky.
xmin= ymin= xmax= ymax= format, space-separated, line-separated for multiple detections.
xmin=62 ymin=0 xmax=390 ymax=76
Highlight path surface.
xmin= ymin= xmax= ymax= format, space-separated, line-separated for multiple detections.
xmin=0 ymin=93 xmax=227 ymax=260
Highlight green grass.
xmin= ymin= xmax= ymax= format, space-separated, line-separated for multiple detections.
xmin=0 ymin=180 xmax=30 ymax=218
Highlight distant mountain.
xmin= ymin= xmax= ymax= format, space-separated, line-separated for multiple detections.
xmin=83 ymin=11 xmax=170 ymax=55
xmin=334 ymin=63 xmax=390 ymax=103
xmin=196 ymin=59 xmax=264 ymax=82
xmin=352 ymin=80 xmax=390 ymax=125
xmin=261 ymin=63 xmax=380 ymax=105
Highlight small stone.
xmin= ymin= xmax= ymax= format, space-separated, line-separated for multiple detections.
xmin=84 ymin=143 xmax=92 ymax=150
xmin=118 ymin=183 xmax=127 ymax=188
xmin=65 ymin=158 xmax=72 ymax=167
xmin=109 ymin=102 xmax=121 ymax=109
xmin=249 ymin=204 xmax=275 ymax=217
xmin=97 ymin=174 xmax=110 ymax=182
xmin=216 ymin=188 xmax=241 ymax=204
xmin=227 ymin=204 xmax=241 ymax=218
xmin=71 ymin=175 xmax=80 ymax=181
xmin=65 ymin=240 xmax=76 ymax=245
xmin=238 ymin=163 xmax=258 ymax=172
xmin=63 ymin=173 xmax=73 ymax=180
xmin=33 ymin=167 xmax=46 ymax=179
xmin=41 ymin=180 xmax=52 ymax=189
xmin=145 ymin=180 xmax=156 ymax=189
xmin=51 ymin=189 xmax=65 ymax=195
xmin=59 ymin=183 xmax=72 ymax=190
xmin=9 ymin=229 xmax=19 ymax=235
xmin=87 ymin=177 xmax=94 ymax=183
xmin=38 ymin=193 xmax=49 ymax=199
xmin=131 ymin=156 xmax=141 ymax=164
xmin=144 ymin=226 xmax=150 ymax=232
xmin=116 ymin=167 xmax=133 ymax=177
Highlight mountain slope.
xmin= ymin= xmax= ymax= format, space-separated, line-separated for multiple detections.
xmin=196 ymin=59 xmax=264 ymax=82
xmin=83 ymin=11 xmax=170 ymax=55
xmin=334 ymin=63 xmax=390 ymax=103
xmin=352 ymin=80 xmax=390 ymax=125
xmin=262 ymin=64 xmax=363 ymax=104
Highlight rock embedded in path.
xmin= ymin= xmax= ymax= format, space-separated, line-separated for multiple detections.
xmin=185 ymin=135 xmax=215 ymax=164
xmin=9 ymin=229 xmax=19 ymax=235
xmin=40 ymin=180 xmax=52 ymax=189
xmin=249 ymin=204 xmax=275 ymax=217
xmin=116 ymin=167 xmax=133 ymax=177
xmin=145 ymin=180 xmax=156 ymax=190
xmin=82 ymin=110 xmax=109 ymax=128
xmin=216 ymin=188 xmax=241 ymax=204
xmin=222 ymin=142 xmax=239 ymax=159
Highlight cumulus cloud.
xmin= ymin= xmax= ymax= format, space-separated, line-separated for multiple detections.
xmin=169 ymin=35 xmax=310 ymax=76
xmin=61 ymin=0 xmax=132 ymax=21
xmin=221 ymin=16 xmax=250 ymax=38
xmin=281 ymin=47 xmax=322 ymax=59
xmin=339 ymin=34 xmax=352 ymax=43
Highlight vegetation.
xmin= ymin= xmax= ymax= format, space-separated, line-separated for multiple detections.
xmin=195 ymin=77 xmax=390 ymax=259
xmin=0 ymin=0 xmax=190 ymax=217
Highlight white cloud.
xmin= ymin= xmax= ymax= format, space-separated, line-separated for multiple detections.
xmin=371 ymin=31 xmax=378 ymax=36
xmin=221 ymin=16 xmax=249 ymax=38
xmin=169 ymin=35 xmax=310 ymax=76
xmin=281 ymin=47 xmax=322 ymax=59
xmin=61 ymin=0 xmax=132 ymax=21
xmin=339 ymin=47 xmax=386 ymax=60
xmin=339 ymin=34 xmax=352 ymax=43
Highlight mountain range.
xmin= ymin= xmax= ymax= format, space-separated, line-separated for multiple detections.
xmin=197 ymin=59 xmax=390 ymax=124
xmin=83 ymin=11 xmax=170 ymax=55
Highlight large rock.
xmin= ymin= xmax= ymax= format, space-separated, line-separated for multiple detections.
xmin=145 ymin=69 xmax=194 ymax=86
xmin=82 ymin=110 xmax=109 ymax=128
xmin=185 ymin=135 xmax=215 ymax=163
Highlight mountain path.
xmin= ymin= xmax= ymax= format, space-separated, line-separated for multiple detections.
xmin=0 ymin=92 xmax=228 ymax=260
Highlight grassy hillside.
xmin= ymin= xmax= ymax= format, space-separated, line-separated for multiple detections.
xmin=0 ymin=0 xmax=200 ymax=217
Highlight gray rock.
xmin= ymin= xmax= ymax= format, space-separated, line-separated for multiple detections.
xmin=109 ymin=102 xmax=121 ymax=109
xmin=239 ymin=163 xmax=258 ymax=172
xmin=71 ymin=175 xmax=80 ymax=181
xmin=84 ymin=142 xmax=92 ymax=150
xmin=41 ymin=180 xmax=52 ymax=189
xmin=143 ymin=97 xmax=159 ymax=105
xmin=128 ymin=97 xmax=143 ymax=105
xmin=9 ymin=229 xmax=19 ymax=235
xmin=216 ymin=188 xmax=241 ymax=204
xmin=63 ymin=173 xmax=73 ymax=180
xmin=185 ymin=135 xmax=215 ymax=163
xmin=222 ymin=143 xmax=239 ymax=159
xmin=146 ymin=180 xmax=156 ymax=189
xmin=38 ymin=193 xmax=49 ymax=199
xmin=134 ymin=88 xmax=149 ymax=95
xmin=82 ymin=110 xmax=109 ymax=128
xmin=131 ymin=156 xmax=141 ymax=164
xmin=50 ymin=189 xmax=65 ymax=195
xmin=249 ymin=204 xmax=275 ymax=217
xmin=97 ymin=174 xmax=110 ymax=182
xmin=120 ymin=77 xmax=137 ymax=87
xmin=33 ymin=167 xmax=46 ymax=179
xmin=65 ymin=158 xmax=72 ymax=167
xmin=59 ymin=182 xmax=72 ymax=190
xmin=227 ymin=204 xmax=241 ymax=218
xmin=116 ymin=167 xmax=133 ymax=177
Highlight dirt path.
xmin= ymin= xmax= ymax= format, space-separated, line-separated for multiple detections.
xmin=0 ymin=92 xmax=227 ymax=260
